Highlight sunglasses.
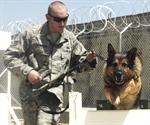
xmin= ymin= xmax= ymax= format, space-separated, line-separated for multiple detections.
xmin=48 ymin=13 xmax=69 ymax=22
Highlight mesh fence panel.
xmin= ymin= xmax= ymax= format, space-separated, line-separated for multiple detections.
xmin=0 ymin=51 xmax=8 ymax=93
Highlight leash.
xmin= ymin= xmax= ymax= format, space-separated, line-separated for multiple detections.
xmin=30 ymin=86 xmax=69 ymax=114
xmin=30 ymin=74 xmax=73 ymax=114
xmin=30 ymin=61 xmax=82 ymax=115
xmin=30 ymin=53 xmax=106 ymax=114
xmin=95 ymin=53 xmax=107 ymax=61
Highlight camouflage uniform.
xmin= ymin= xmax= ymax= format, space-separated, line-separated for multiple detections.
xmin=3 ymin=22 xmax=96 ymax=125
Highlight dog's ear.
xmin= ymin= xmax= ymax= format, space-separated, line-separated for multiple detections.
xmin=107 ymin=43 xmax=116 ymax=58
xmin=127 ymin=47 xmax=137 ymax=61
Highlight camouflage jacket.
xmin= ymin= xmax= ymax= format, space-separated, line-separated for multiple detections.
xmin=3 ymin=22 xmax=97 ymax=102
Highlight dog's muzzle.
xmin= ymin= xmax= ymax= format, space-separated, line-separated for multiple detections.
xmin=114 ymin=70 xmax=125 ymax=85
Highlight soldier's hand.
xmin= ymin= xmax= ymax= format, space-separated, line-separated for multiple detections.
xmin=86 ymin=49 xmax=96 ymax=62
xmin=27 ymin=70 xmax=42 ymax=84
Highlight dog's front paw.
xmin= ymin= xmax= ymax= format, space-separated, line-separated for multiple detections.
xmin=114 ymin=96 xmax=120 ymax=105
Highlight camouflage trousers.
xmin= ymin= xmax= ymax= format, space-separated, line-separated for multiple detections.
xmin=19 ymin=82 xmax=63 ymax=125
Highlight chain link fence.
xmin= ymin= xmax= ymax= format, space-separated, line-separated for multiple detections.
xmin=69 ymin=21 xmax=150 ymax=108
xmin=60 ymin=12 xmax=150 ymax=110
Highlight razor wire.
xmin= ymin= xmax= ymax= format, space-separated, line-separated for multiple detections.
xmin=0 ymin=0 xmax=150 ymax=36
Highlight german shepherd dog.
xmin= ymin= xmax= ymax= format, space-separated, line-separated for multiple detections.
xmin=103 ymin=43 xmax=142 ymax=110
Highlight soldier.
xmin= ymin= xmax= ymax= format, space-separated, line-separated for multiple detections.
xmin=3 ymin=1 xmax=97 ymax=125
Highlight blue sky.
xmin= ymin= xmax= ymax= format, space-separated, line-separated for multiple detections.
xmin=0 ymin=0 xmax=149 ymax=25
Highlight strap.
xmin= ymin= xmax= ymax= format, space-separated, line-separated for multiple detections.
xmin=95 ymin=53 xmax=107 ymax=61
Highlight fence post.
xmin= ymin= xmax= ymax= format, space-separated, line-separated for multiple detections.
xmin=69 ymin=92 xmax=82 ymax=125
